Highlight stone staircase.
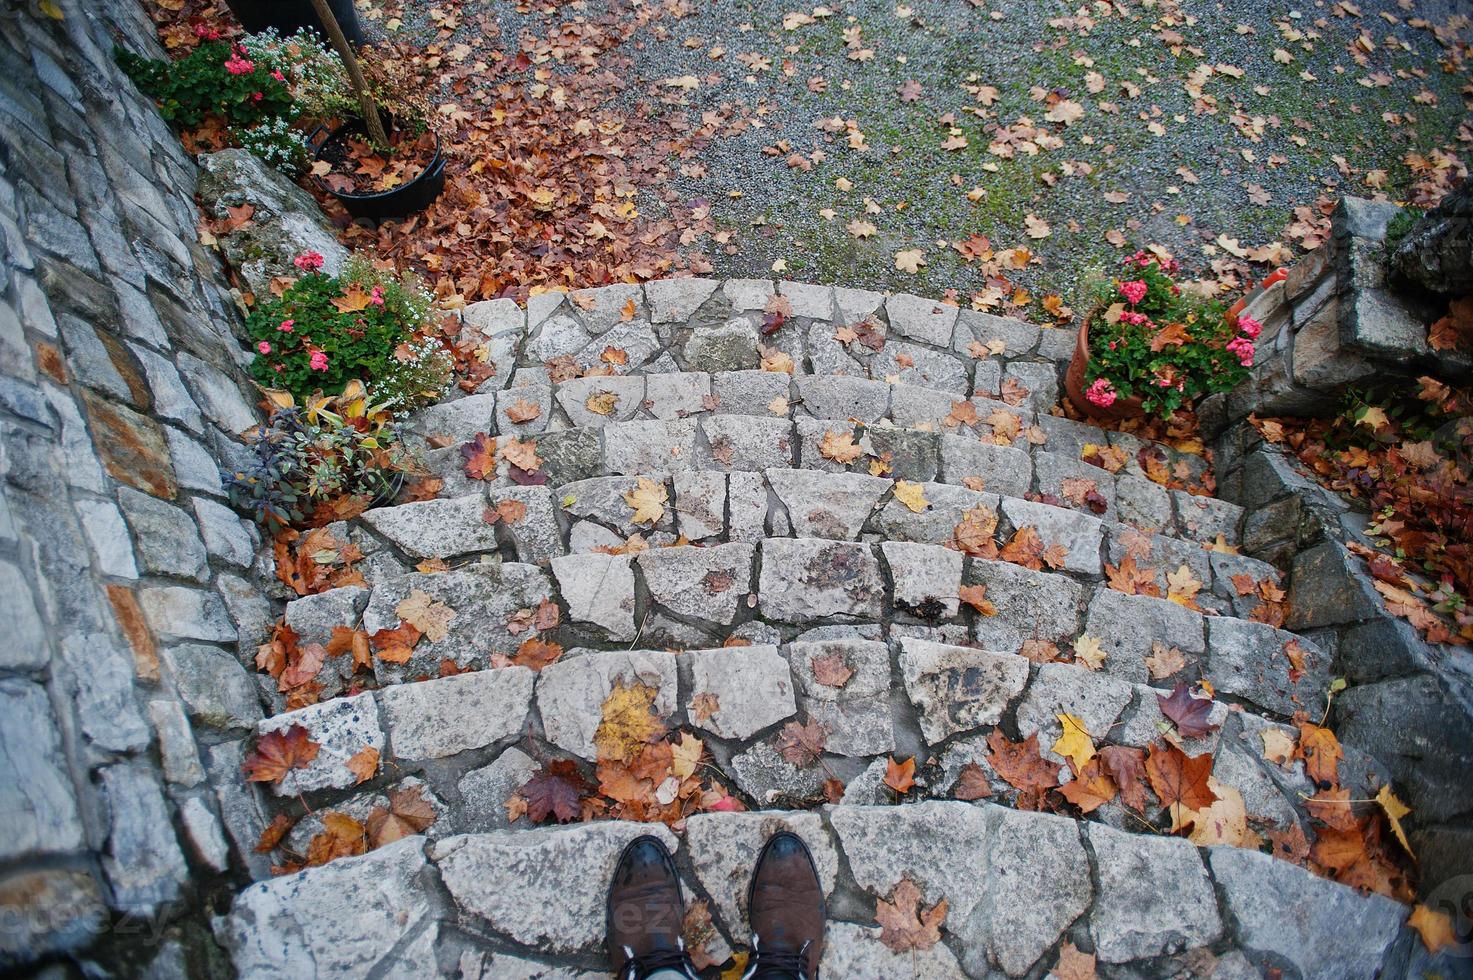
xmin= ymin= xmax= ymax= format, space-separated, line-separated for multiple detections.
xmin=217 ymin=279 xmax=1444 ymax=978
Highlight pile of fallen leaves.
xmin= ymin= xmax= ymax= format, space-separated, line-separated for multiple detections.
xmin=331 ymin=5 xmax=722 ymax=303
xmin=509 ymin=680 xmax=741 ymax=829
xmin=1252 ymin=376 xmax=1473 ymax=647
xmin=317 ymin=130 xmax=440 ymax=196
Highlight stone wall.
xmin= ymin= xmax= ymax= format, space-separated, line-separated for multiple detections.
xmin=1214 ymin=421 xmax=1473 ymax=898
xmin=1203 ymin=195 xmax=1473 ymax=897
xmin=1203 ymin=195 xmax=1470 ymax=433
xmin=0 ymin=0 xmax=274 ymax=970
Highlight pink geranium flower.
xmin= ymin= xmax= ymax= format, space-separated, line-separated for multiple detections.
xmin=257 ymin=341 xmax=272 ymax=355
xmin=1226 ymin=335 xmax=1255 ymax=367
xmin=278 ymin=319 xmax=294 ymax=332
xmin=271 ymin=69 xmax=286 ymax=82
xmin=294 ymin=251 xmax=325 ymax=272
xmin=369 ymin=285 xmax=385 ymax=307
xmin=1119 ymin=280 xmax=1148 ymax=305
xmin=309 ymin=350 xmax=329 ymax=372
xmin=224 ymin=54 xmax=254 ymax=75
xmin=1237 ymin=314 xmax=1263 ymax=339
xmin=1085 ymin=378 xmax=1117 ymax=407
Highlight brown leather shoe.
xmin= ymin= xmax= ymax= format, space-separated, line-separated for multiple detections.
xmin=606 ymin=835 xmax=696 ymax=980
xmin=746 ymin=832 xmax=825 ymax=979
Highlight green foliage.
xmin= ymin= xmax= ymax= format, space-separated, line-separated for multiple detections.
xmin=225 ymin=408 xmax=411 ymax=528
xmin=1082 ymin=253 xmax=1250 ymax=418
xmin=116 ymin=40 xmax=294 ymax=129
xmin=246 ymin=256 xmax=433 ymax=401
xmin=1383 ymin=209 xmax=1417 ymax=253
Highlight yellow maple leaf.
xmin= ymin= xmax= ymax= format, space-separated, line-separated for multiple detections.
xmin=332 ymin=284 xmax=374 ymax=313
xmin=1259 ymin=728 xmax=1296 ymax=767
xmin=1356 ymin=406 xmax=1391 ymax=432
xmin=395 ymin=588 xmax=455 ymax=643
xmin=1052 ymin=713 xmax=1095 ymax=772
xmin=1376 ymin=784 xmax=1413 ymax=857
xmin=671 ymin=732 xmax=703 ymax=779
xmin=1166 ymin=564 xmax=1203 ymax=608
xmin=894 ymin=248 xmax=926 ymax=273
xmin=1074 ymin=634 xmax=1107 ymax=670
xmin=893 ymin=481 xmax=931 ymax=513
xmin=1170 ymin=777 xmax=1259 ymax=848
xmin=1407 ymin=905 xmax=1456 ymax=954
xmin=586 ymin=390 xmax=620 ymax=416
xmin=622 ymin=476 xmax=668 ymax=526
xmin=594 ymin=681 xmax=665 ymax=763
xmin=818 ymin=429 xmax=864 ymax=465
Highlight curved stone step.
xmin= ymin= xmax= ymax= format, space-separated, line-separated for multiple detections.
xmin=361 ymin=467 xmax=1254 ymax=588
xmin=279 ymin=526 xmax=1309 ymax=717
xmin=409 ymin=373 xmax=1227 ymax=532
xmin=217 ymin=799 xmax=1417 ymax=979
xmin=456 ymin=277 xmax=1071 ymax=403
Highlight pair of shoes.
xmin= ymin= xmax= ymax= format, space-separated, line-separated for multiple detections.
xmin=606 ymin=832 xmax=825 ymax=980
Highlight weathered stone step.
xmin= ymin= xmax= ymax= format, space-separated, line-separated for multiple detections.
xmin=411 ymin=373 xmax=1220 ymax=520
xmin=366 ymin=466 xmax=1247 ymax=580
xmin=249 ymin=630 xmax=1356 ymax=836
xmin=280 ymin=532 xmax=1310 ymax=717
xmin=458 ymin=277 xmax=1072 ymax=403
xmin=218 ymin=800 xmax=1419 ymax=979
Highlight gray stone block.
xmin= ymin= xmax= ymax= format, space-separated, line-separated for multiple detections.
xmin=536 ymin=649 xmax=678 ymax=761
xmin=163 ymin=643 xmax=262 ymax=730
xmin=637 ymin=542 xmax=755 ymax=625
xmin=1087 ymin=823 xmax=1222 ymax=962
xmin=967 ymin=558 xmax=1082 ymax=652
xmin=1210 ymin=845 xmax=1403 ymax=979
xmin=117 ymin=487 xmax=209 ymax=582
xmin=885 ymin=293 xmax=958 ymax=347
xmin=768 ymin=468 xmax=888 ymax=540
xmin=0 ymin=679 xmax=84 ymax=860
xmin=256 ymin=692 xmax=384 ymax=796
xmin=684 ymin=645 xmax=796 ymax=740
xmin=757 ymin=538 xmax=884 ymax=623
xmin=700 ymin=415 xmax=794 ymax=471
xmin=221 ymin=836 xmax=434 ymax=975
xmin=898 ymin=638 xmax=1028 ymax=744
xmin=99 ymin=761 xmax=189 ymax=913
xmin=380 ymin=668 xmax=534 ymax=761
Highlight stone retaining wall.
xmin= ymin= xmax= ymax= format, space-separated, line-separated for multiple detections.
xmin=1214 ymin=421 xmax=1473 ymax=899
xmin=1199 ymin=196 xmax=1473 ymax=899
xmin=0 ymin=0 xmax=272 ymax=970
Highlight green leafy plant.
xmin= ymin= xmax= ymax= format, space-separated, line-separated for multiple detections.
xmin=241 ymin=28 xmax=429 ymax=137
xmin=225 ymin=401 xmax=413 ymax=528
xmin=116 ymin=40 xmax=295 ymax=129
xmin=1081 ymin=252 xmax=1252 ymax=418
xmin=246 ymin=255 xmax=434 ymax=401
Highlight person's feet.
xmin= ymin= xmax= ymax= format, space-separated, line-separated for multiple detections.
xmin=746 ymin=832 xmax=825 ymax=979
xmin=606 ymin=835 xmax=695 ymax=980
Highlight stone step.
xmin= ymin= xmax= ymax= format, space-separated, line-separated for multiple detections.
xmin=279 ymin=531 xmax=1309 ymax=717
xmin=411 ymin=372 xmax=1220 ymax=516
xmin=410 ymin=408 xmax=1238 ymax=551
xmin=364 ymin=466 xmax=1249 ymax=580
xmin=217 ymin=800 xmax=1417 ymax=979
xmin=458 ymin=277 xmax=1073 ymax=404
xmin=248 ymin=631 xmax=1362 ymax=830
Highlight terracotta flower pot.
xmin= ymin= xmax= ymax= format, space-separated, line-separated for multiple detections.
xmin=1064 ymin=318 xmax=1146 ymax=421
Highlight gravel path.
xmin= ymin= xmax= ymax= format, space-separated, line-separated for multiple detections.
xmin=387 ymin=0 xmax=1470 ymax=310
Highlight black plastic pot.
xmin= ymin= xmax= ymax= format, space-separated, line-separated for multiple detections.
xmin=224 ymin=0 xmax=365 ymax=46
xmin=307 ymin=117 xmax=446 ymax=221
